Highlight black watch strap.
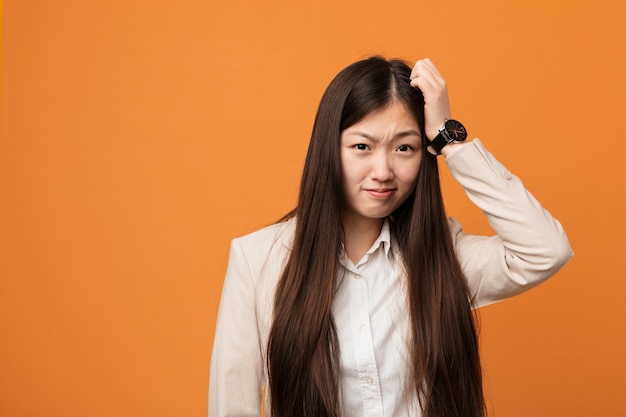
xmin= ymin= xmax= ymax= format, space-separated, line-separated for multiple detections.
xmin=430 ymin=131 xmax=452 ymax=155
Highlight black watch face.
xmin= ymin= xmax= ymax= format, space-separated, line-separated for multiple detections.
xmin=445 ymin=119 xmax=467 ymax=142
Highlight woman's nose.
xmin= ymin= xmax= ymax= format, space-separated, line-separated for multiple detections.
xmin=370 ymin=153 xmax=394 ymax=182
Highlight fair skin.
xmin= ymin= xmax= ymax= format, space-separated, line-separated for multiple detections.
xmin=340 ymin=101 xmax=422 ymax=262
xmin=340 ymin=58 xmax=465 ymax=263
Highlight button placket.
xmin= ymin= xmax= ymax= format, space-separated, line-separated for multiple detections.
xmin=348 ymin=271 xmax=383 ymax=416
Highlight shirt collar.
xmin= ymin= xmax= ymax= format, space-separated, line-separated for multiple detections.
xmin=369 ymin=219 xmax=391 ymax=258
xmin=339 ymin=219 xmax=393 ymax=267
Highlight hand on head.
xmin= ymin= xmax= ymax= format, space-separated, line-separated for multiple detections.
xmin=409 ymin=58 xmax=452 ymax=142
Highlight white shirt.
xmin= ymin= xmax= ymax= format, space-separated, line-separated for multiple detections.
xmin=333 ymin=221 xmax=418 ymax=417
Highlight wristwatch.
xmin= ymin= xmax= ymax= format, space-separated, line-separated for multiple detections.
xmin=428 ymin=119 xmax=467 ymax=155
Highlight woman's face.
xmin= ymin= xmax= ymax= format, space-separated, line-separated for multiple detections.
xmin=340 ymin=100 xmax=422 ymax=226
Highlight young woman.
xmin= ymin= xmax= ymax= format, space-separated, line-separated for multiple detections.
xmin=209 ymin=57 xmax=572 ymax=417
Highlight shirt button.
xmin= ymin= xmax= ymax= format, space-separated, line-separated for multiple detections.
xmin=366 ymin=377 xmax=374 ymax=385
xmin=359 ymin=324 xmax=366 ymax=331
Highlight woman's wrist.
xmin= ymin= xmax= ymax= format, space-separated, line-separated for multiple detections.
xmin=440 ymin=141 xmax=467 ymax=158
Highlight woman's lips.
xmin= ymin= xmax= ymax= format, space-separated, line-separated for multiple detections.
xmin=365 ymin=188 xmax=395 ymax=199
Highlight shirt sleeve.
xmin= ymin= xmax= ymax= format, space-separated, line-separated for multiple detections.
xmin=445 ymin=139 xmax=574 ymax=308
xmin=209 ymin=238 xmax=264 ymax=417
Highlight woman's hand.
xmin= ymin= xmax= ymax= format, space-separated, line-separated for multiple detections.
xmin=409 ymin=58 xmax=452 ymax=142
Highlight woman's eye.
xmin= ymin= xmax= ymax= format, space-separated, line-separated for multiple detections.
xmin=355 ymin=144 xmax=368 ymax=151
xmin=397 ymin=145 xmax=413 ymax=152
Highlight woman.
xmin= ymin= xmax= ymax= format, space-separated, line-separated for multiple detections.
xmin=209 ymin=57 xmax=572 ymax=417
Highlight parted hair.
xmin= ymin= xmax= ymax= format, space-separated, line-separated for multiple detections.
xmin=267 ymin=57 xmax=486 ymax=417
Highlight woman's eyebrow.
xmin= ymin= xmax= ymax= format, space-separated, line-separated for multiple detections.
xmin=346 ymin=129 xmax=421 ymax=141
xmin=345 ymin=131 xmax=378 ymax=141
xmin=394 ymin=129 xmax=421 ymax=139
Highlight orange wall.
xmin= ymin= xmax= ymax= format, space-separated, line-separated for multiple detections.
xmin=1 ymin=1 xmax=625 ymax=416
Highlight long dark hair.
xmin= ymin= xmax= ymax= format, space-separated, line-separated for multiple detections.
xmin=267 ymin=57 xmax=485 ymax=417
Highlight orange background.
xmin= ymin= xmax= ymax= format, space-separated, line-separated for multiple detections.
xmin=1 ymin=1 xmax=625 ymax=416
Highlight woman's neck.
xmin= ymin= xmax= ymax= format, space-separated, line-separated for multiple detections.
xmin=341 ymin=214 xmax=384 ymax=264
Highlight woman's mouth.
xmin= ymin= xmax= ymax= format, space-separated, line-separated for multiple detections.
xmin=365 ymin=188 xmax=395 ymax=199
